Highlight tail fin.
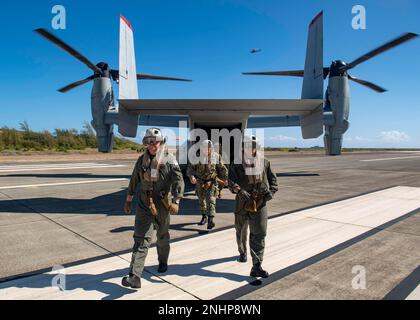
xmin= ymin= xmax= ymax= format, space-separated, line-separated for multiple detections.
xmin=300 ymin=11 xmax=324 ymax=139
xmin=119 ymin=15 xmax=138 ymax=99
xmin=118 ymin=15 xmax=139 ymax=137
xmin=302 ymin=11 xmax=324 ymax=99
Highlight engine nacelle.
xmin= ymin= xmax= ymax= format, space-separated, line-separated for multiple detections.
xmin=324 ymin=75 xmax=350 ymax=155
xmin=91 ymin=77 xmax=115 ymax=153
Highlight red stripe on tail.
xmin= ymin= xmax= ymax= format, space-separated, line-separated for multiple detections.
xmin=120 ymin=15 xmax=133 ymax=30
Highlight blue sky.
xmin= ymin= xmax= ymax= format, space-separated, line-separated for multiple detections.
xmin=0 ymin=0 xmax=419 ymax=148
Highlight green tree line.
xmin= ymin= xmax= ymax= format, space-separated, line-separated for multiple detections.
xmin=0 ymin=121 xmax=141 ymax=152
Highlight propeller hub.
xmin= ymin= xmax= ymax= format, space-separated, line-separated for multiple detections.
xmin=329 ymin=60 xmax=348 ymax=77
xmin=95 ymin=62 xmax=110 ymax=78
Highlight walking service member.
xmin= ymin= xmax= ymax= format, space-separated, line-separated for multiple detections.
xmin=121 ymin=128 xmax=185 ymax=289
xmin=187 ymin=140 xmax=228 ymax=229
xmin=229 ymin=135 xmax=278 ymax=278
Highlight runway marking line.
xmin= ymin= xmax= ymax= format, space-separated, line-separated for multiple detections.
xmin=0 ymin=179 xmax=129 ymax=190
xmin=0 ymin=163 xmax=125 ymax=173
xmin=361 ymin=156 xmax=420 ymax=162
xmin=0 ymin=162 xmax=103 ymax=168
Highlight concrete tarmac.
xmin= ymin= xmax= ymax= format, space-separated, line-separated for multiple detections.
xmin=0 ymin=151 xmax=419 ymax=299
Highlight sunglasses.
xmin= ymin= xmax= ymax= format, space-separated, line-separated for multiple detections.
xmin=144 ymin=138 xmax=161 ymax=145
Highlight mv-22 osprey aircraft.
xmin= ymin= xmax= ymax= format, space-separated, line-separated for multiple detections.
xmin=35 ymin=12 xmax=418 ymax=156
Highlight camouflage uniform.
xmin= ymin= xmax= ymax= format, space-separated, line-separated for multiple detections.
xmin=229 ymin=158 xmax=278 ymax=265
xmin=213 ymin=143 xmax=229 ymax=199
xmin=126 ymin=151 xmax=184 ymax=278
xmin=187 ymin=153 xmax=228 ymax=219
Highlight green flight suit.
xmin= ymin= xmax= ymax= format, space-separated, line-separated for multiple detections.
xmin=187 ymin=153 xmax=228 ymax=218
xmin=126 ymin=151 xmax=184 ymax=278
xmin=228 ymin=158 xmax=278 ymax=265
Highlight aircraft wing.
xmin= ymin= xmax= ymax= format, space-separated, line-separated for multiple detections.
xmin=138 ymin=115 xmax=188 ymax=127
xmin=247 ymin=115 xmax=301 ymax=128
xmin=119 ymin=99 xmax=323 ymax=116
xmin=139 ymin=115 xmax=302 ymax=129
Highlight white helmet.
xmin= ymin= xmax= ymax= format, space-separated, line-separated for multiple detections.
xmin=200 ymin=139 xmax=214 ymax=156
xmin=243 ymin=135 xmax=260 ymax=149
xmin=143 ymin=128 xmax=166 ymax=144
xmin=200 ymin=139 xmax=213 ymax=149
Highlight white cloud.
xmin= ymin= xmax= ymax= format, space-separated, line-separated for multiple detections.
xmin=266 ymin=135 xmax=297 ymax=142
xmin=378 ymin=131 xmax=411 ymax=143
xmin=345 ymin=136 xmax=373 ymax=141
xmin=355 ymin=136 xmax=373 ymax=142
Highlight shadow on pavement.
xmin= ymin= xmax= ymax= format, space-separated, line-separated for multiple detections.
xmin=277 ymin=172 xmax=320 ymax=177
xmin=0 ymin=190 xmax=235 ymax=216
xmin=2 ymin=256 xmax=254 ymax=300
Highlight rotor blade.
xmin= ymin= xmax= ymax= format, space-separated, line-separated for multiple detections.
xmin=345 ymin=32 xmax=418 ymax=70
xmin=348 ymin=75 xmax=387 ymax=93
xmin=137 ymin=74 xmax=192 ymax=82
xmin=110 ymin=70 xmax=192 ymax=82
xmin=58 ymin=75 xmax=95 ymax=93
xmin=243 ymin=68 xmax=331 ymax=79
xmin=34 ymin=28 xmax=101 ymax=73
xmin=242 ymin=70 xmax=304 ymax=77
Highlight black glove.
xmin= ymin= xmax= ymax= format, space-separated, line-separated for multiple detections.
xmin=238 ymin=189 xmax=251 ymax=201
xmin=124 ymin=201 xmax=132 ymax=214
xmin=264 ymin=192 xmax=273 ymax=202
